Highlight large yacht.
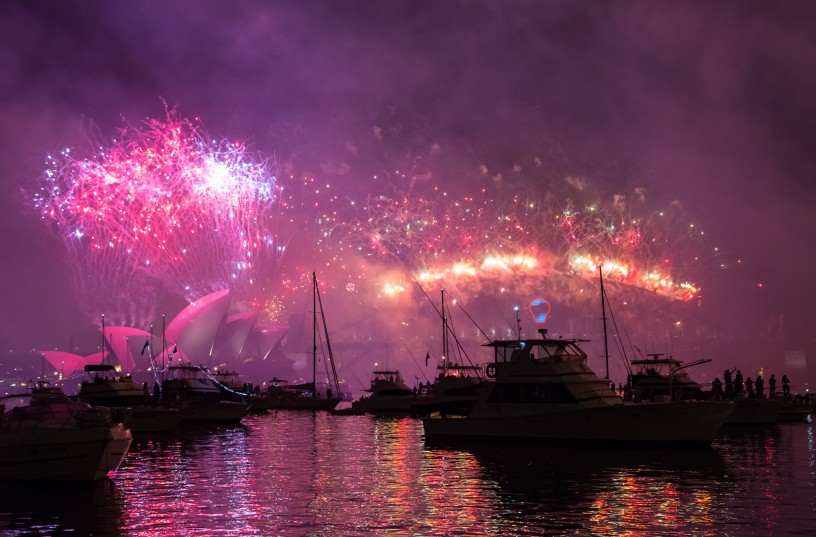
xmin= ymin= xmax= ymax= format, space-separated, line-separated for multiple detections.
xmin=422 ymin=330 xmax=735 ymax=446
xmin=1 ymin=382 xmax=132 ymax=480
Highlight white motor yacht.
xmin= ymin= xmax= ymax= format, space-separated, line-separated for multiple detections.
xmin=162 ymin=364 xmax=248 ymax=423
xmin=0 ymin=382 xmax=133 ymax=480
xmin=423 ymin=330 xmax=735 ymax=446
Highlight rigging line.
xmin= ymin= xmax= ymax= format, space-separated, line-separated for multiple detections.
xmin=491 ymin=299 xmax=515 ymax=336
xmin=198 ymin=365 xmax=253 ymax=398
xmin=403 ymin=344 xmax=430 ymax=383
xmin=413 ymin=279 xmax=481 ymax=372
xmin=314 ymin=272 xmax=341 ymax=394
xmin=602 ymin=283 xmax=632 ymax=377
xmin=442 ymin=301 xmax=481 ymax=373
xmin=451 ymin=296 xmax=492 ymax=344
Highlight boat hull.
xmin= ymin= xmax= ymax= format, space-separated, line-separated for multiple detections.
xmin=723 ymin=398 xmax=783 ymax=425
xmin=172 ymin=401 xmax=248 ymax=423
xmin=351 ymin=395 xmax=418 ymax=415
xmin=263 ymin=397 xmax=341 ymax=411
xmin=124 ymin=406 xmax=184 ymax=433
xmin=410 ymin=395 xmax=479 ymax=418
xmin=423 ymin=400 xmax=735 ymax=446
xmin=0 ymin=424 xmax=132 ymax=481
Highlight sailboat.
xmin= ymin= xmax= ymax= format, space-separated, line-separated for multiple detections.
xmin=259 ymin=272 xmax=342 ymax=410
xmin=409 ymin=288 xmax=483 ymax=418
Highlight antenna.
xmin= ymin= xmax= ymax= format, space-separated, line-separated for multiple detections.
xmin=513 ymin=306 xmax=522 ymax=339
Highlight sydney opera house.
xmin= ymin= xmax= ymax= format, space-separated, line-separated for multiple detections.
xmin=39 ymin=289 xmax=297 ymax=386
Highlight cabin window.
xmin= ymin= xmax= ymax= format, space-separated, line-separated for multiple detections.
xmin=487 ymin=383 xmax=577 ymax=404
xmin=494 ymin=345 xmax=518 ymax=363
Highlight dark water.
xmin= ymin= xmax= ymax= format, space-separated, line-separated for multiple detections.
xmin=1 ymin=413 xmax=815 ymax=536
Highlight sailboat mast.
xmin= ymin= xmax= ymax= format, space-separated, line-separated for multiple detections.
xmin=312 ymin=271 xmax=318 ymax=398
xmin=101 ymin=314 xmax=106 ymax=365
xmin=315 ymin=272 xmax=341 ymax=396
xmin=441 ymin=289 xmax=448 ymax=375
xmin=599 ymin=264 xmax=610 ymax=380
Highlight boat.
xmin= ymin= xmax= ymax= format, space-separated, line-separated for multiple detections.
xmin=261 ymin=378 xmax=339 ymax=411
xmin=422 ymin=329 xmax=735 ymax=446
xmin=626 ymin=355 xmax=783 ymax=425
xmin=350 ymin=370 xmax=418 ymax=414
xmin=776 ymin=396 xmax=812 ymax=422
xmin=257 ymin=272 xmax=342 ymax=411
xmin=0 ymin=381 xmax=132 ymax=480
xmin=76 ymin=364 xmax=183 ymax=433
xmin=162 ymin=364 xmax=248 ymax=423
xmin=409 ymin=289 xmax=483 ymax=418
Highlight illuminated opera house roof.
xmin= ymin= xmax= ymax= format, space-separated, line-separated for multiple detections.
xmin=40 ymin=290 xmax=292 ymax=382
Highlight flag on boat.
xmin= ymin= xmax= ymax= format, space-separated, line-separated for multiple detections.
xmin=425 ymin=352 xmax=430 ymax=366
xmin=141 ymin=339 xmax=150 ymax=355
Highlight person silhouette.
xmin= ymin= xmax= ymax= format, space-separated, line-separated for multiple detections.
xmin=724 ymin=369 xmax=734 ymax=397
xmin=734 ymin=370 xmax=744 ymax=397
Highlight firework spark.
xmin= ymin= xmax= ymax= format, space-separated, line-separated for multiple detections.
xmin=33 ymin=110 xmax=283 ymax=325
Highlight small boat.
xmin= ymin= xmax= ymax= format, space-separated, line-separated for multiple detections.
xmin=76 ymin=364 xmax=183 ymax=433
xmin=422 ymin=330 xmax=735 ymax=446
xmin=0 ymin=382 xmax=133 ymax=480
xmin=162 ymin=364 xmax=248 ymax=423
xmin=261 ymin=379 xmax=340 ymax=411
xmin=409 ymin=289 xmax=483 ymax=418
xmin=256 ymin=272 xmax=342 ymax=411
xmin=351 ymin=370 xmax=418 ymax=414
xmin=410 ymin=364 xmax=484 ymax=418
xmin=775 ymin=396 xmax=812 ymax=422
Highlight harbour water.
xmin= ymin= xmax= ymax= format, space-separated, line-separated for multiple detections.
xmin=1 ymin=412 xmax=814 ymax=536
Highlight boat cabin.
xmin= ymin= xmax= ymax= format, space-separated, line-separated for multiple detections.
xmin=627 ymin=354 xmax=710 ymax=402
xmin=482 ymin=330 xmax=619 ymax=408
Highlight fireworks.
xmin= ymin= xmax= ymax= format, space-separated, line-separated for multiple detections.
xmin=322 ymin=179 xmax=708 ymax=309
xmin=29 ymin=108 xmax=728 ymax=350
xmin=32 ymin=110 xmax=283 ymax=325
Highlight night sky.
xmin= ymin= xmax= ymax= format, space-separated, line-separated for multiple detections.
xmin=2 ymin=1 xmax=815 ymax=384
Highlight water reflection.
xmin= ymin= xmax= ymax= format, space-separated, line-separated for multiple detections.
xmin=0 ymin=480 xmax=124 ymax=536
xmin=427 ymin=441 xmax=728 ymax=535
xmin=1 ymin=415 xmax=814 ymax=535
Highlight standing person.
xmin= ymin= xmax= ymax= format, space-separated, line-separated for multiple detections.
xmin=782 ymin=374 xmax=791 ymax=398
xmin=755 ymin=374 xmax=764 ymax=399
xmin=711 ymin=377 xmax=723 ymax=399
xmin=745 ymin=376 xmax=754 ymax=398
xmin=768 ymin=374 xmax=777 ymax=398
xmin=724 ymin=369 xmax=734 ymax=397
xmin=734 ymin=370 xmax=744 ymax=397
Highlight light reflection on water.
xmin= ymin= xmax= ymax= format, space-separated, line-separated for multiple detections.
xmin=0 ymin=413 xmax=814 ymax=536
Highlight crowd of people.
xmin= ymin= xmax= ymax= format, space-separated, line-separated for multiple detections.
xmin=710 ymin=369 xmax=791 ymax=399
